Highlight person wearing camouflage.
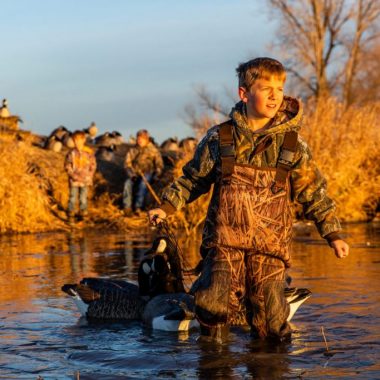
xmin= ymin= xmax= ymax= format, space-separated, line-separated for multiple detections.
xmin=149 ymin=57 xmax=349 ymax=342
xmin=123 ymin=129 xmax=163 ymax=215
xmin=65 ymin=130 xmax=97 ymax=222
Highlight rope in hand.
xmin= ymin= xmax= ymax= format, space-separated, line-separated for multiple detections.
xmin=153 ymin=218 xmax=196 ymax=292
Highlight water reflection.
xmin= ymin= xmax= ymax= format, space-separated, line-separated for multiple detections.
xmin=0 ymin=230 xmax=154 ymax=304
xmin=0 ymin=223 xmax=379 ymax=378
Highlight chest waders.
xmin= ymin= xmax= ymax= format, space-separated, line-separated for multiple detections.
xmin=194 ymin=120 xmax=298 ymax=339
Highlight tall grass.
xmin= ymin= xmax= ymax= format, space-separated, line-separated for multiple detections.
xmin=0 ymin=136 xmax=67 ymax=233
xmin=0 ymin=97 xmax=378 ymax=234
xmin=301 ymin=98 xmax=380 ymax=221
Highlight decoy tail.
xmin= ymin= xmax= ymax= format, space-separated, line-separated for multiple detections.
xmin=286 ymin=288 xmax=312 ymax=322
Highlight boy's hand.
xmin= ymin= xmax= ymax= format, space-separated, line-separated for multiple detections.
xmin=330 ymin=239 xmax=350 ymax=258
xmin=148 ymin=208 xmax=167 ymax=225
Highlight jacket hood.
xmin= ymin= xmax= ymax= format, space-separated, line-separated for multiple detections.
xmin=229 ymin=96 xmax=303 ymax=136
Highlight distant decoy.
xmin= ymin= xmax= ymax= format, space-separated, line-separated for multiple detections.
xmin=45 ymin=135 xmax=63 ymax=152
xmin=179 ymin=137 xmax=197 ymax=155
xmin=160 ymin=137 xmax=179 ymax=152
xmin=49 ymin=125 xmax=68 ymax=141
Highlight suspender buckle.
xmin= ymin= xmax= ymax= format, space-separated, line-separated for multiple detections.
xmin=278 ymin=149 xmax=295 ymax=166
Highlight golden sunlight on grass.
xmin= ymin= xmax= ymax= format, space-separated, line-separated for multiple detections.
xmin=0 ymin=136 xmax=67 ymax=233
xmin=302 ymin=98 xmax=380 ymax=221
xmin=0 ymin=98 xmax=378 ymax=234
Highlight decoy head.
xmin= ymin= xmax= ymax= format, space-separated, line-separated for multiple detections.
xmin=138 ymin=236 xmax=185 ymax=297
xmin=150 ymin=236 xmax=178 ymax=257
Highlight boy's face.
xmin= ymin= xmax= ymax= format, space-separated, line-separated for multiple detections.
xmin=239 ymin=76 xmax=284 ymax=121
xmin=136 ymin=135 xmax=149 ymax=147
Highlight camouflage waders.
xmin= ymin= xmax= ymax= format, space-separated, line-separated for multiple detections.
xmin=194 ymin=121 xmax=296 ymax=339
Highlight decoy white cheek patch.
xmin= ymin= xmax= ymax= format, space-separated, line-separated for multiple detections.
xmin=142 ymin=262 xmax=151 ymax=274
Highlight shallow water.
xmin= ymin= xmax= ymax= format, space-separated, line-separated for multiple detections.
xmin=0 ymin=223 xmax=379 ymax=379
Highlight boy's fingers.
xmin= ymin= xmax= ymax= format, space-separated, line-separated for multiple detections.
xmin=336 ymin=246 xmax=349 ymax=258
xmin=151 ymin=214 xmax=160 ymax=225
xmin=331 ymin=240 xmax=349 ymax=258
xmin=149 ymin=213 xmax=162 ymax=225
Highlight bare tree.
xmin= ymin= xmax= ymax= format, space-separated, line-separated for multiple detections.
xmin=350 ymin=41 xmax=380 ymax=104
xmin=183 ymin=85 xmax=231 ymax=137
xmin=267 ymin=0 xmax=380 ymax=106
xmin=342 ymin=0 xmax=380 ymax=106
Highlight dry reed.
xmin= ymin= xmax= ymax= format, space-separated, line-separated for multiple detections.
xmin=0 ymin=135 xmax=67 ymax=233
xmin=0 ymin=97 xmax=378 ymax=234
xmin=301 ymin=98 xmax=380 ymax=221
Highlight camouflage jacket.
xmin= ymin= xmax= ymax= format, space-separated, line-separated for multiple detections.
xmin=124 ymin=142 xmax=163 ymax=178
xmin=161 ymin=96 xmax=341 ymax=242
xmin=65 ymin=146 xmax=97 ymax=187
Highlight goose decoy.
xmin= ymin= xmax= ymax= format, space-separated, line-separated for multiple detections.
xmin=179 ymin=137 xmax=197 ymax=155
xmin=49 ymin=125 xmax=68 ymax=141
xmin=142 ymin=293 xmax=199 ymax=332
xmin=138 ymin=236 xmax=185 ymax=298
xmin=61 ymin=236 xmax=183 ymax=320
xmin=160 ymin=137 xmax=179 ymax=152
xmin=86 ymin=122 xmax=98 ymax=138
xmin=0 ymin=98 xmax=10 ymax=117
xmin=285 ymin=287 xmax=311 ymax=321
xmin=62 ymin=277 xmax=146 ymax=320
xmin=62 ymin=236 xmax=311 ymax=331
xmin=45 ymin=135 xmax=63 ymax=152
xmin=110 ymin=131 xmax=124 ymax=145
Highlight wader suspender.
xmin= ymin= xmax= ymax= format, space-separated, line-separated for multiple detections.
xmin=219 ymin=120 xmax=235 ymax=179
xmin=271 ymin=131 xmax=298 ymax=194
xmin=219 ymin=121 xmax=298 ymax=188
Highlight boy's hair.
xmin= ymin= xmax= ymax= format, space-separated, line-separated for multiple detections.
xmin=236 ymin=57 xmax=286 ymax=90
xmin=136 ymin=129 xmax=149 ymax=139
xmin=72 ymin=130 xmax=86 ymax=143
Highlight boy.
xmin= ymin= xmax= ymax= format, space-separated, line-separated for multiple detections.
xmin=149 ymin=57 xmax=349 ymax=342
xmin=123 ymin=129 xmax=163 ymax=216
xmin=65 ymin=130 xmax=97 ymax=222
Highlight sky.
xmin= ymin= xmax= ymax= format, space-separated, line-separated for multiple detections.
xmin=1 ymin=1 xmax=278 ymax=142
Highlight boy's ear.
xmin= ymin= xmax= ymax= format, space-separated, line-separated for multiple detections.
xmin=238 ymin=86 xmax=248 ymax=103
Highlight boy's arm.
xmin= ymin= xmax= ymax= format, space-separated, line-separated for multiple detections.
xmin=291 ymin=138 xmax=342 ymax=243
xmin=159 ymin=130 xmax=218 ymax=216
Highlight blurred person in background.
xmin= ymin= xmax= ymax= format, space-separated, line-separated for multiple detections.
xmin=65 ymin=130 xmax=96 ymax=223
xmin=123 ymin=129 xmax=163 ymax=216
